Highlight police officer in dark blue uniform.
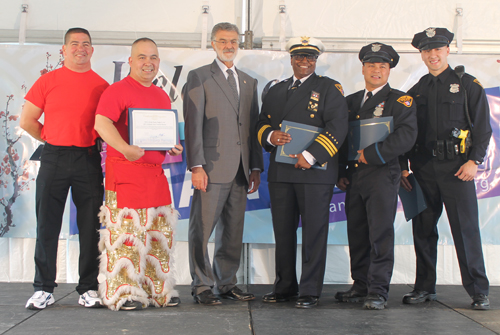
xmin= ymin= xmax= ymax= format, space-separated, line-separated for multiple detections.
xmin=257 ymin=36 xmax=348 ymax=308
xmin=335 ymin=43 xmax=417 ymax=310
xmin=401 ymin=27 xmax=491 ymax=310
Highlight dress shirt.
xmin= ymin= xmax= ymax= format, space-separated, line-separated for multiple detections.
xmin=361 ymin=83 xmax=387 ymax=108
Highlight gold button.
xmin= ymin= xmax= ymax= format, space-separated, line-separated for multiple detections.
xmin=279 ymin=123 xmax=282 ymax=127
xmin=356 ymin=115 xmax=360 ymax=119
xmin=354 ymin=163 xmax=358 ymax=168
xmin=310 ymin=114 xmax=315 ymax=118
xmin=268 ymin=115 xmax=271 ymax=118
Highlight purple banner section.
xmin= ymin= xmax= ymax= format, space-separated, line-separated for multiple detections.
xmin=329 ymin=191 xmax=347 ymax=222
xmin=478 ymin=88 xmax=500 ymax=199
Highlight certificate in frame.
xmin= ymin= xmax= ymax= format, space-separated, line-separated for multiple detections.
xmin=128 ymin=108 xmax=179 ymax=150
xmin=275 ymin=120 xmax=327 ymax=170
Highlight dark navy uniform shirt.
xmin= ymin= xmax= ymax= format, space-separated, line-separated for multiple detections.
xmin=407 ymin=66 xmax=491 ymax=163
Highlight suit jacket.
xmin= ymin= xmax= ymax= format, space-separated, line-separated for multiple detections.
xmin=257 ymin=73 xmax=348 ymax=184
xmin=339 ymin=84 xmax=417 ymax=179
xmin=183 ymin=60 xmax=264 ymax=184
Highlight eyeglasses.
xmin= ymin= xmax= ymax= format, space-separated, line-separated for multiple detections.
xmin=292 ymin=54 xmax=318 ymax=62
xmin=213 ymin=39 xmax=239 ymax=46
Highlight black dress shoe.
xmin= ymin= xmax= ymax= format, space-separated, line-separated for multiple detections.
xmin=219 ymin=287 xmax=255 ymax=301
xmin=295 ymin=295 xmax=319 ymax=309
xmin=471 ymin=293 xmax=490 ymax=310
xmin=166 ymin=296 xmax=181 ymax=307
xmin=402 ymin=290 xmax=437 ymax=304
xmin=120 ymin=300 xmax=143 ymax=311
xmin=262 ymin=292 xmax=297 ymax=303
xmin=363 ymin=293 xmax=387 ymax=310
xmin=335 ymin=287 xmax=367 ymax=302
xmin=193 ymin=290 xmax=222 ymax=305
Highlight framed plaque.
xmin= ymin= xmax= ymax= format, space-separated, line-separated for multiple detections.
xmin=128 ymin=108 xmax=179 ymax=150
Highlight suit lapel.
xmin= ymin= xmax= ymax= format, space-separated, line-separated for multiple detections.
xmin=281 ymin=73 xmax=318 ymax=121
xmin=270 ymin=77 xmax=292 ymax=123
xmin=350 ymin=90 xmax=364 ymax=115
xmin=236 ymin=69 xmax=248 ymax=115
xmin=210 ymin=61 xmax=239 ymax=114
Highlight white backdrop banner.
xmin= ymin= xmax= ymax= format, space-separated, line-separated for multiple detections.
xmin=1 ymin=44 xmax=499 ymax=246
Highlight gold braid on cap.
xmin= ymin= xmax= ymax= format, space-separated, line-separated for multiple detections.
xmin=289 ymin=45 xmax=320 ymax=53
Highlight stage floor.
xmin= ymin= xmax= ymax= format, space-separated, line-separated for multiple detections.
xmin=1 ymin=283 xmax=498 ymax=335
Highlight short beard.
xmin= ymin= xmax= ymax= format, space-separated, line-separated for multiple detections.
xmin=216 ymin=48 xmax=238 ymax=63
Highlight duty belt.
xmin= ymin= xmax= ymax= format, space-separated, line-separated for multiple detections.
xmin=416 ymin=141 xmax=460 ymax=160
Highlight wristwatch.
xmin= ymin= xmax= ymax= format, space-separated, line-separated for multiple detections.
xmin=474 ymin=160 xmax=482 ymax=165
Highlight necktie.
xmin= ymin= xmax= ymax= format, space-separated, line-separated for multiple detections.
xmin=226 ymin=69 xmax=239 ymax=104
xmin=366 ymin=91 xmax=373 ymax=102
xmin=363 ymin=91 xmax=373 ymax=106
xmin=287 ymin=79 xmax=301 ymax=99
xmin=426 ymin=76 xmax=438 ymax=149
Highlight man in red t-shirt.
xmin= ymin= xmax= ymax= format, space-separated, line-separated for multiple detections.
xmin=94 ymin=38 xmax=183 ymax=311
xmin=20 ymin=28 xmax=109 ymax=310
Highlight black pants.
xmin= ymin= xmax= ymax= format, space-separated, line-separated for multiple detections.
xmin=345 ymin=164 xmax=400 ymax=300
xmin=268 ymin=182 xmax=333 ymax=297
xmin=34 ymin=143 xmax=103 ymax=294
xmin=410 ymin=154 xmax=489 ymax=297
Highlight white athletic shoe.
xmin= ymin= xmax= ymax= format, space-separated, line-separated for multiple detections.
xmin=78 ymin=290 xmax=103 ymax=308
xmin=26 ymin=291 xmax=55 ymax=310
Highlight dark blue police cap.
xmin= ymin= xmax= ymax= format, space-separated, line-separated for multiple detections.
xmin=411 ymin=27 xmax=454 ymax=50
xmin=358 ymin=42 xmax=399 ymax=68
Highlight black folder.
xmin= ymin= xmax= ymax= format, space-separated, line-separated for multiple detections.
xmin=347 ymin=116 xmax=393 ymax=161
xmin=398 ymin=173 xmax=427 ymax=221
xmin=29 ymin=144 xmax=44 ymax=161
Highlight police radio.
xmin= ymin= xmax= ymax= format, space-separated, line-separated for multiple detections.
xmin=454 ymin=66 xmax=473 ymax=159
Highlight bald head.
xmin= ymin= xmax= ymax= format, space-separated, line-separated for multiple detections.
xmin=128 ymin=38 xmax=160 ymax=87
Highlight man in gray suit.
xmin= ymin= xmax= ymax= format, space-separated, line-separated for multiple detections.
xmin=183 ymin=22 xmax=264 ymax=305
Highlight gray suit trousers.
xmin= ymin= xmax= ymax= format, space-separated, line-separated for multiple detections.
xmin=189 ymin=165 xmax=247 ymax=295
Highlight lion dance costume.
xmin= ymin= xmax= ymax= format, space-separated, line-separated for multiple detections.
xmin=98 ymin=156 xmax=178 ymax=310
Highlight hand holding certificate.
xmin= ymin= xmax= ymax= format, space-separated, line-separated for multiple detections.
xmin=275 ymin=120 xmax=327 ymax=170
xmin=347 ymin=116 xmax=393 ymax=161
xmin=128 ymin=108 xmax=179 ymax=150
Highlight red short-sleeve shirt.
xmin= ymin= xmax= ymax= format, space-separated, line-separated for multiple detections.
xmin=25 ymin=66 xmax=109 ymax=147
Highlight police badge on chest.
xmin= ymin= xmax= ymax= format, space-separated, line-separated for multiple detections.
xmin=373 ymin=101 xmax=385 ymax=117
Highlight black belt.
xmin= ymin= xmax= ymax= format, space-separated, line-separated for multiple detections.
xmin=44 ymin=142 xmax=99 ymax=156
xmin=415 ymin=141 xmax=459 ymax=160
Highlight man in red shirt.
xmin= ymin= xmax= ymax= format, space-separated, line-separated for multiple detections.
xmin=20 ymin=27 xmax=109 ymax=310
xmin=95 ymin=38 xmax=183 ymax=311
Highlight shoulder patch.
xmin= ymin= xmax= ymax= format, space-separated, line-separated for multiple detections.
xmin=474 ymin=78 xmax=483 ymax=88
xmin=335 ymin=84 xmax=344 ymax=96
xmin=397 ymin=95 xmax=413 ymax=107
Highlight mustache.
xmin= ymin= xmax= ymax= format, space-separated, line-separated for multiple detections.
xmin=224 ymin=48 xmax=236 ymax=53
